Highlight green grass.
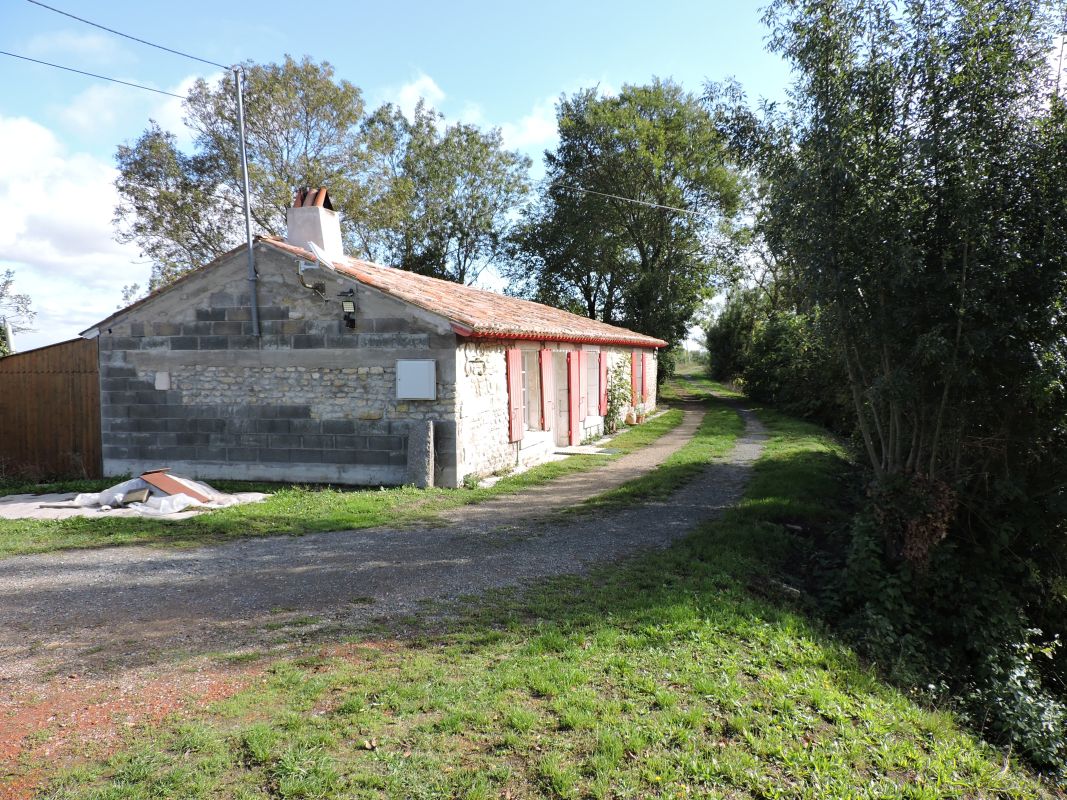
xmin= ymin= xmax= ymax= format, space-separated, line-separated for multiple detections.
xmin=0 ymin=409 xmax=686 ymax=559
xmin=573 ymin=368 xmax=744 ymax=510
xmin=577 ymin=399 xmax=743 ymax=510
xmin=35 ymin=403 xmax=1055 ymax=799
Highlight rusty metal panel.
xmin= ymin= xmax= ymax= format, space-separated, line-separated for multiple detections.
xmin=0 ymin=338 xmax=102 ymax=478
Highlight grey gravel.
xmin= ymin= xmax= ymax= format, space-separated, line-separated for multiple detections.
xmin=0 ymin=397 xmax=766 ymax=686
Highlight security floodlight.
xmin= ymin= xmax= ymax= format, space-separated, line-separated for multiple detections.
xmin=341 ymin=299 xmax=356 ymax=329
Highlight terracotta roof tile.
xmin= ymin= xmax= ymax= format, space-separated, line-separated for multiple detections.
xmin=262 ymin=238 xmax=666 ymax=349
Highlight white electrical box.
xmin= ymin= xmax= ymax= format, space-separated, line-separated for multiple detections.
xmin=396 ymin=359 xmax=437 ymax=400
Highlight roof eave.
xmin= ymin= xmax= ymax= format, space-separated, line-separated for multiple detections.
xmin=459 ymin=329 xmax=667 ymax=349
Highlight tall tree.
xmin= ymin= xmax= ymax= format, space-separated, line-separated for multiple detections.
xmin=0 ymin=269 xmax=34 ymax=355
xmin=358 ymin=103 xmax=531 ymax=284
xmin=745 ymin=0 xmax=1067 ymax=766
xmin=508 ymin=81 xmax=743 ymax=346
xmin=114 ymin=57 xmax=529 ymax=290
xmin=757 ymin=0 xmax=1067 ymax=493
xmin=115 ymin=56 xmax=368 ymax=290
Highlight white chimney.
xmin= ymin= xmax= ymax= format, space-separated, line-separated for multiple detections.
xmin=286 ymin=187 xmax=344 ymax=259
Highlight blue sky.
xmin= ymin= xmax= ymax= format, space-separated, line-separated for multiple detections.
xmin=0 ymin=0 xmax=791 ymax=351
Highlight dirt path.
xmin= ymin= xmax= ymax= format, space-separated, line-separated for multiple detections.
xmin=0 ymin=391 xmax=767 ymax=796
xmin=0 ymin=395 xmax=767 ymax=687
xmin=440 ymin=401 xmax=706 ymax=529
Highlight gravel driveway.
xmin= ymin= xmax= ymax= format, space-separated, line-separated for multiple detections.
xmin=0 ymin=398 xmax=766 ymax=687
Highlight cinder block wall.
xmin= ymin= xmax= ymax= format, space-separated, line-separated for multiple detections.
xmin=97 ymin=245 xmax=460 ymax=487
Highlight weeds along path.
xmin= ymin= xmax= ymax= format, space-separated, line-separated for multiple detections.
xmin=0 ymin=388 xmax=765 ymax=690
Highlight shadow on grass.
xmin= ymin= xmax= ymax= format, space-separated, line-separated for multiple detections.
xmin=32 ymin=396 xmax=1058 ymax=799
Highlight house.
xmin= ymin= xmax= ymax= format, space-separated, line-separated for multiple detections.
xmin=82 ymin=189 xmax=666 ymax=488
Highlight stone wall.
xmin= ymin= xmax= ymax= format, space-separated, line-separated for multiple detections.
xmin=455 ymin=340 xmax=514 ymax=479
xmin=455 ymin=340 xmax=660 ymax=484
xmin=96 ymin=244 xmax=460 ymax=487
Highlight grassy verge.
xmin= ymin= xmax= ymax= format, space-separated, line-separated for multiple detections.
xmin=576 ymin=400 xmax=742 ymax=510
xmin=0 ymin=409 xmax=686 ymax=559
xmin=38 ymin=405 xmax=1053 ymax=798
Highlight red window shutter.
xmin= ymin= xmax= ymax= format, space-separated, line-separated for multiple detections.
xmin=567 ymin=351 xmax=581 ymax=445
xmin=643 ymin=352 xmax=652 ymax=400
xmin=539 ymin=348 xmax=554 ymax=431
xmin=577 ymin=351 xmax=588 ymax=421
xmin=506 ymin=348 xmax=523 ymax=443
xmin=598 ymin=352 xmax=608 ymax=416
xmin=631 ymin=351 xmax=639 ymax=406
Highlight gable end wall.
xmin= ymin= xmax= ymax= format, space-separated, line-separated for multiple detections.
xmin=97 ymin=245 xmax=461 ymax=487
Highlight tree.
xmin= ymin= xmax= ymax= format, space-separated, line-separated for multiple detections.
xmin=115 ymin=57 xmax=530 ymax=290
xmin=115 ymin=56 xmax=368 ymax=290
xmin=507 ymin=81 xmax=744 ymax=347
xmin=744 ymin=0 xmax=1067 ymax=766
xmin=0 ymin=269 xmax=34 ymax=356
xmin=757 ymin=0 xmax=1067 ymax=498
xmin=358 ymin=103 xmax=531 ymax=284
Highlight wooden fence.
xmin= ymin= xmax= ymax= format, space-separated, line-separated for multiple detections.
xmin=0 ymin=338 xmax=102 ymax=479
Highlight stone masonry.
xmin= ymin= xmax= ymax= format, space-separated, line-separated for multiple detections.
xmin=92 ymin=240 xmax=660 ymax=489
xmin=96 ymin=245 xmax=460 ymax=487
xmin=455 ymin=340 xmax=658 ymax=483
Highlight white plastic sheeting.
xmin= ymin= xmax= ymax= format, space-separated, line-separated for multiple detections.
xmin=72 ymin=475 xmax=248 ymax=517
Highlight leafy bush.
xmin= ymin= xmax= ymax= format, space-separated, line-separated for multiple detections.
xmin=837 ymin=506 xmax=1067 ymax=772
xmin=656 ymin=347 xmax=677 ymax=384
xmin=706 ymin=296 xmax=850 ymax=432
xmin=604 ymin=361 xmax=632 ymax=433
xmin=705 ymin=288 xmax=760 ymax=382
xmin=966 ymin=631 xmax=1067 ymax=773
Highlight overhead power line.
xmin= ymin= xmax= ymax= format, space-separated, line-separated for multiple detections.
xmin=550 ymin=182 xmax=714 ymax=219
xmin=20 ymin=0 xmax=705 ymax=225
xmin=0 ymin=49 xmax=185 ymax=98
xmin=25 ymin=0 xmax=230 ymax=70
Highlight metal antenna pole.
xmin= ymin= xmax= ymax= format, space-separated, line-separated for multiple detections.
xmin=234 ymin=65 xmax=260 ymax=337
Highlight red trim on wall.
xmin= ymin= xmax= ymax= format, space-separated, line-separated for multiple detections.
xmin=598 ymin=352 xmax=608 ymax=416
xmin=577 ymin=350 xmax=588 ymax=422
xmin=459 ymin=329 xmax=666 ymax=349
xmin=631 ymin=351 xmax=639 ymax=407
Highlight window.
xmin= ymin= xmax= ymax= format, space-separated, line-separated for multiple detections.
xmin=522 ymin=350 xmax=541 ymax=430
xmin=586 ymin=349 xmax=600 ymax=416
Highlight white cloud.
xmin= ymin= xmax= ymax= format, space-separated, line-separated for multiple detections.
xmin=389 ymin=72 xmax=446 ymax=119
xmin=55 ymin=73 xmax=208 ymax=149
xmin=24 ymin=30 xmax=125 ymax=65
xmin=500 ymin=96 xmax=558 ymax=153
xmin=457 ymin=102 xmax=486 ymax=126
xmin=0 ymin=115 xmax=147 ymax=352
xmin=58 ymin=83 xmax=132 ymax=134
xmin=149 ymin=73 xmax=220 ymax=152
